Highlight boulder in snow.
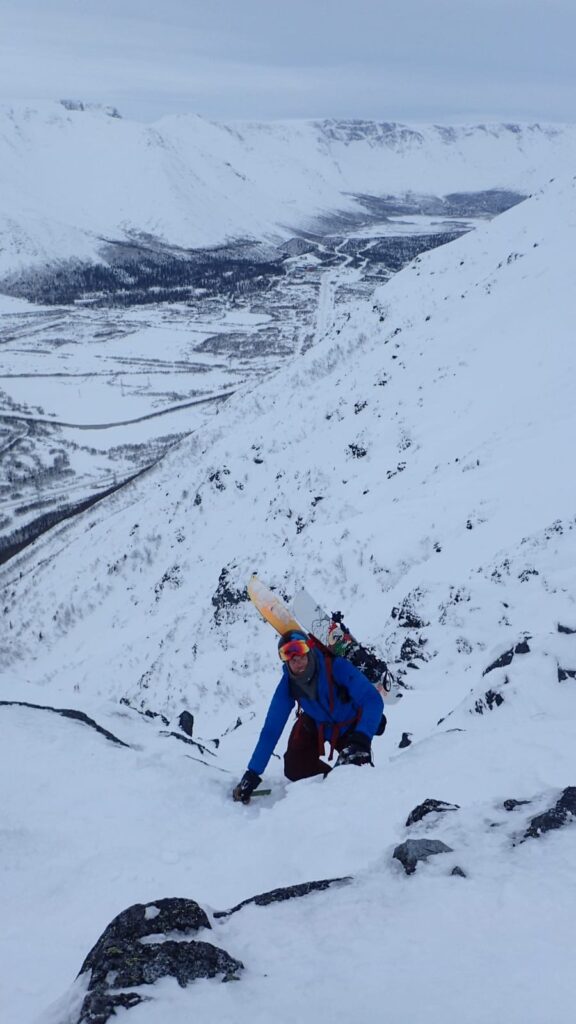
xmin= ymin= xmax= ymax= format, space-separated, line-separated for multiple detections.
xmin=393 ymin=838 xmax=454 ymax=875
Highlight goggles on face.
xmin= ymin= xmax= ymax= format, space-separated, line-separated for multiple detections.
xmin=278 ymin=638 xmax=310 ymax=662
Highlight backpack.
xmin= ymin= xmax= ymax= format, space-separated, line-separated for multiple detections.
xmin=292 ymin=639 xmax=386 ymax=759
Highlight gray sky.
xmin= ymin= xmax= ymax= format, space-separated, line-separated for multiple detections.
xmin=2 ymin=0 xmax=575 ymax=123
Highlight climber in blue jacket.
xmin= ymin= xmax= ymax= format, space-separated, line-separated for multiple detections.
xmin=232 ymin=630 xmax=385 ymax=803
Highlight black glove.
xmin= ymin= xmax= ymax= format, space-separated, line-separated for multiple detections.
xmin=232 ymin=769 xmax=262 ymax=804
xmin=336 ymin=730 xmax=373 ymax=767
xmin=376 ymin=713 xmax=387 ymax=736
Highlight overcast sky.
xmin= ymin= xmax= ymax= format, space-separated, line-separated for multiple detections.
xmin=2 ymin=0 xmax=575 ymax=124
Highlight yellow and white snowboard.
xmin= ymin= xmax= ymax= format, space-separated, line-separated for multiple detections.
xmin=248 ymin=576 xmax=401 ymax=706
xmin=247 ymin=575 xmax=305 ymax=637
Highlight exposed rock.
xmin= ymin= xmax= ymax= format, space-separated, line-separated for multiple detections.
xmin=399 ymin=635 xmax=428 ymax=666
xmin=154 ymin=564 xmax=183 ymax=600
xmin=79 ymin=898 xmax=211 ymax=975
xmin=523 ymin=787 xmax=576 ymax=840
xmin=79 ymin=940 xmax=242 ymax=1022
xmin=451 ymin=866 xmax=467 ymax=878
xmin=86 ymin=937 xmax=241 ymax=991
xmin=405 ymin=798 xmax=460 ymax=827
xmin=484 ymin=648 xmax=514 ymax=672
xmin=503 ymin=798 xmax=532 ymax=811
xmin=398 ymin=732 xmax=412 ymax=748
xmin=390 ymin=592 xmax=429 ymax=629
xmin=474 ymin=683 xmax=508 ymax=714
xmin=514 ymin=638 xmax=531 ymax=655
xmin=164 ymin=730 xmax=214 ymax=756
xmin=483 ymin=638 xmax=531 ymax=675
xmin=213 ymin=877 xmax=352 ymax=919
xmin=211 ymin=565 xmax=248 ymax=624
xmin=76 ymin=898 xmax=242 ymax=1024
xmin=558 ymin=667 xmax=576 ymax=682
xmin=80 ymin=989 xmax=148 ymax=1024
xmin=0 ymin=701 xmax=129 ymax=747
xmin=178 ymin=711 xmax=195 ymax=736
xmin=557 ymin=624 xmax=576 ymax=634
xmin=393 ymin=839 xmax=454 ymax=875
xmin=119 ymin=698 xmax=169 ymax=726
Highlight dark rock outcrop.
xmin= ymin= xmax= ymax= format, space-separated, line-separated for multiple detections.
xmin=80 ymin=989 xmax=147 ymax=1024
xmin=213 ymin=877 xmax=351 ymax=919
xmin=451 ymin=866 xmax=467 ymax=878
xmin=0 ymin=701 xmax=129 ymax=747
xmin=118 ymin=698 xmax=170 ymax=726
xmin=164 ymin=730 xmax=215 ymax=756
xmin=474 ymin=680 xmax=509 ymax=714
xmin=390 ymin=593 xmax=429 ymax=629
xmin=178 ymin=710 xmax=195 ymax=736
xmin=523 ymin=787 xmax=576 ymax=841
xmin=503 ymin=798 xmax=532 ymax=812
xmin=483 ymin=638 xmax=531 ymax=675
xmin=393 ymin=839 xmax=454 ymax=875
xmin=77 ymin=898 xmax=242 ymax=1024
xmin=405 ymin=798 xmax=460 ymax=827
xmin=79 ymin=898 xmax=211 ymax=975
xmin=399 ymin=636 xmax=428 ymax=667
xmin=211 ymin=565 xmax=248 ymax=624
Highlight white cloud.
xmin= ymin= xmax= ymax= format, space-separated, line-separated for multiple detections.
xmin=1 ymin=0 xmax=575 ymax=122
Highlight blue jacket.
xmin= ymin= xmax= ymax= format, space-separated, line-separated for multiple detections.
xmin=247 ymin=653 xmax=384 ymax=776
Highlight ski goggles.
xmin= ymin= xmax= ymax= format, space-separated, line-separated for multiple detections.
xmin=278 ymin=638 xmax=311 ymax=661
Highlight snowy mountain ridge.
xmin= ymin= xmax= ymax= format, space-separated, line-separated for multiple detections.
xmin=1 ymin=101 xmax=575 ymax=280
xmin=2 ymin=171 xmax=576 ymax=1023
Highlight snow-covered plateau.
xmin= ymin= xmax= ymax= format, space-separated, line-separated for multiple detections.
xmin=1 ymin=126 xmax=576 ymax=1023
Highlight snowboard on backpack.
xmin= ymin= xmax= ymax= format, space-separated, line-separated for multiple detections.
xmin=292 ymin=587 xmax=402 ymax=704
xmin=247 ymin=575 xmax=401 ymax=705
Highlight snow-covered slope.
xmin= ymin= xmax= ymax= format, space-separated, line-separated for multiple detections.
xmin=1 ymin=101 xmax=575 ymax=276
xmin=2 ymin=172 xmax=575 ymax=717
xmin=2 ymin=173 xmax=576 ymax=1023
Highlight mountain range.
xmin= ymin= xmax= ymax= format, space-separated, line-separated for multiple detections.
xmin=2 ymin=102 xmax=576 ymax=286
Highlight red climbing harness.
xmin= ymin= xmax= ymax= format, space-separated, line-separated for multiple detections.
xmin=303 ymin=638 xmax=362 ymax=760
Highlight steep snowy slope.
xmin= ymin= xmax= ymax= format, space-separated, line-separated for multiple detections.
xmin=1 ymin=102 xmax=575 ymax=277
xmin=2 ymin=173 xmax=575 ymax=722
xmin=2 ymin=175 xmax=576 ymax=1024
